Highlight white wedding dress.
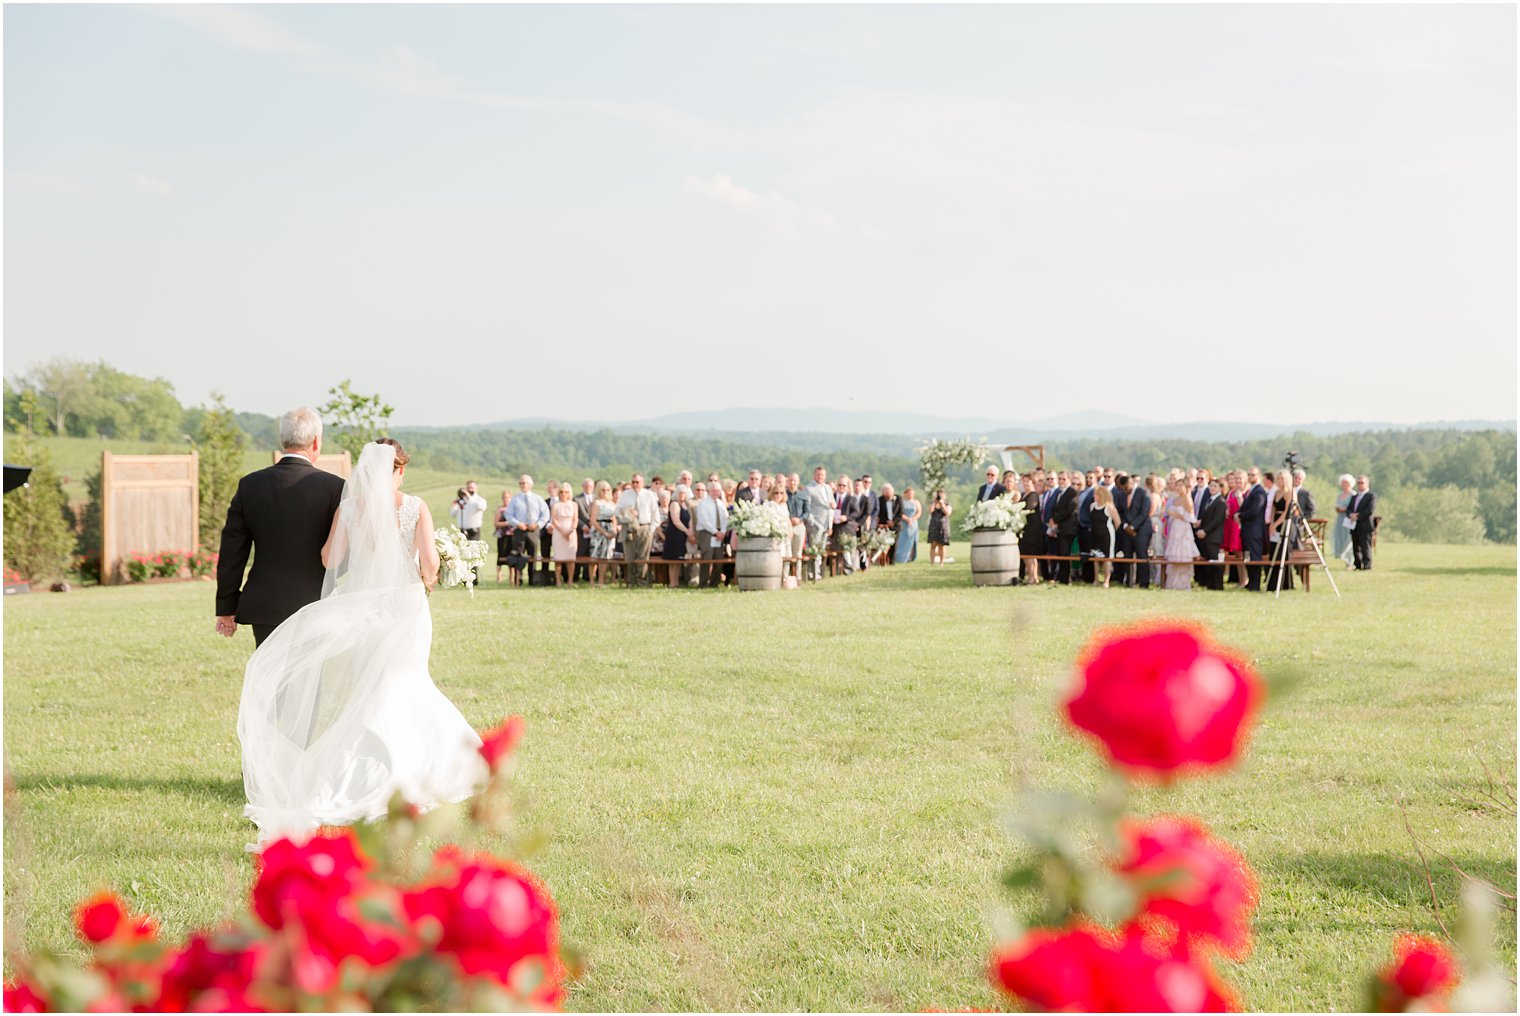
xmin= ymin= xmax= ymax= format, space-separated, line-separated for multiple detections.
xmin=238 ymin=443 xmax=486 ymax=845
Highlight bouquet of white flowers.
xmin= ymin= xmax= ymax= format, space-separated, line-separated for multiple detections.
xmin=729 ymin=499 xmax=791 ymax=542
xmin=959 ymin=493 xmax=1029 ymax=536
xmin=862 ymin=526 xmax=897 ymax=556
xmin=433 ymin=525 xmax=490 ymax=594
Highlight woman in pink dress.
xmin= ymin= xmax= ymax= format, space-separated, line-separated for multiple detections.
xmin=550 ymin=483 xmax=579 ymax=585
xmin=1162 ymin=477 xmax=1198 ymax=591
xmin=1222 ymin=470 xmax=1244 ymax=586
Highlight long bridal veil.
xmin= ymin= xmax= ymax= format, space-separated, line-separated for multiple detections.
xmin=238 ymin=442 xmax=485 ymax=845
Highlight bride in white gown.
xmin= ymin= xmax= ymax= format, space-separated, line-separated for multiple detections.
xmin=238 ymin=438 xmax=486 ymax=845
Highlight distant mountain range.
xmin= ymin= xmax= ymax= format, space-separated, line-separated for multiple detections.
xmin=461 ymin=408 xmax=1514 ymax=445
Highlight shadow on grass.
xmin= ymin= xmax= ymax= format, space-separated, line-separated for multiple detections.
xmin=12 ymin=772 xmax=244 ymax=805
xmin=1399 ymin=566 xmax=1516 ymax=578
xmin=1259 ymin=848 xmax=1518 ymax=916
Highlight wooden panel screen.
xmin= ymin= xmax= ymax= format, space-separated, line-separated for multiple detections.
xmin=100 ymin=452 xmax=199 ymax=584
xmin=270 ymin=450 xmax=352 ymax=478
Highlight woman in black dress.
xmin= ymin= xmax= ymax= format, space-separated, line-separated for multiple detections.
xmin=1266 ymin=468 xmax=1296 ymax=591
xmin=1018 ymin=474 xmax=1045 ymax=585
xmin=661 ymin=486 xmax=693 ymax=588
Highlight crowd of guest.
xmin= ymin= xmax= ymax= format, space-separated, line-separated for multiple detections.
xmin=997 ymin=463 xmax=1376 ymax=592
xmin=450 ymin=462 xmax=1376 ymax=592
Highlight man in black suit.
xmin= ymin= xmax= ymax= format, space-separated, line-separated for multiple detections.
xmin=1046 ymin=470 xmax=1078 ymax=584
xmin=1237 ymin=467 xmax=1270 ymax=591
xmin=1110 ymin=473 xmax=1132 ymax=586
xmin=976 ymin=467 xmax=1005 ymax=502
xmin=1121 ymin=476 xmax=1153 ymax=588
xmin=1194 ymin=478 xmax=1228 ymax=590
xmin=573 ymin=478 xmax=596 ymax=583
xmin=215 ymin=408 xmax=346 ymax=647
xmin=1074 ymin=470 xmax=1096 ymax=584
xmin=1347 ymin=475 xmax=1376 ymax=570
xmin=831 ymin=476 xmax=859 ymax=575
xmin=735 ymin=469 xmax=765 ymax=503
xmin=856 ymin=475 xmax=880 ymax=570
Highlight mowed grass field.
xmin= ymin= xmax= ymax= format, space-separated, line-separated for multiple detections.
xmin=4 ymin=543 xmax=1515 ymax=1011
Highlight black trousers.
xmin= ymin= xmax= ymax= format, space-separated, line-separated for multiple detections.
xmin=575 ymin=532 xmax=591 ymax=581
xmin=1077 ymin=526 xmax=1095 ymax=583
xmin=252 ymin=624 xmax=277 ymax=647
xmin=1352 ymin=527 xmax=1374 ymax=569
xmin=1242 ymin=533 xmax=1265 ymax=591
xmin=1197 ymin=547 xmax=1224 ymax=590
xmin=1051 ymin=533 xmax=1074 ymax=583
xmin=1113 ymin=532 xmax=1131 ymax=586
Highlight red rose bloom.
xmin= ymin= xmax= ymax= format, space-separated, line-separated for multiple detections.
xmin=3 ymin=979 xmax=49 ymax=1013
xmin=1116 ymin=816 xmax=1259 ymax=959
xmin=1374 ymin=934 xmax=1458 ymax=1012
xmin=992 ymin=923 xmax=1240 ymax=1012
xmin=478 ymin=716 xmax=525 ymax=773
xmin=251 ymin=832 xmax=370 ymax=930
xmin=402 ymin=847 xmax=563 ymax=1006
xmin=156 ymin=930 xmax=269 ymax=1013
xmin=1065 ymin=624 xmax=1262 ymax=779
xmin=73 ymin=891 xmax=158 ymax=947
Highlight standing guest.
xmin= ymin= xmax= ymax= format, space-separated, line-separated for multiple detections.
xmin=831 ymin=476 xmax=859 ymax=575
xmin=1074 ymin=470 xmax=1095 ymax=584
xmin=877 ymin=482 xmax=902 ymax=566
xmin=1348 ymin=475 xmax=1377 ymax=570
xmin=1267 ymin=469 xmax=1297 ymax=591
xmin=214 ymin=407 xmax=346 ymax=647
xmin=505 ymin=475 xmax=549 ymax=584
xmin=735 ymin=470 xmax=765 ymax=502
xmin=1195 ymin=478 xmax=1228 ymax=590
xmin=722 ymin=478 xmax=738 ymax=507
xmin=650 ymin=488 xmax=671 ymax=574
xmin=1120 ymin=473 xmax=1152 ymax=589
xmin=1148 ymin=475 xmax=1167 ymax=586
xmin=661 ymin=484 xmax=693 ymax=588
xmin=1089 ymin=484 xmax=1120 ymax=588
xmin=1102 ymin=468 xmax=1116 ymax=488
xmin=1238 ymin=468 xmax=1269 ymax=591
xmin=549 ymin=483 xmax=578 ymax=586
xmin=587 ymin=481 xmax=619 ymax=587
xmin=649 ymin=476 xmax=667 ymax=507
xmin=616 ymin=474 xmax=660 ymax=587
xmin=450 ymin=482 xmax=488 ymax=541
xmin=1191 ymin=470 xmax=1210 ymax=517
xmin=1019 ymin=474 xmax=1045 ymax=585
xmin=785 ymin=473 xmax=810 ymax=581
xmin=1163 ymin=477 xmax=1198 ymax=591
xmin=1001 ymin=470 xmax=1019 ymax=502
xmin=694 ymin=480 xmax=729 ymax=588
xmin=573 ymin=479 xmax=596 ymax=583
xmin=897 ymin=486 xmax=923 ymax=564
xmin=1223 ymin=470 xmax=1245 ymax=586
xmin=676 ymin=470 xmax=694 ymax=493
xmin=1110 ymin=473 xmax=1131 ymax=586
xmin=1293 ymin=469 xmax=1316 ymax=530
xmin=493 ymin=489 xmax=514 ymax=585
xmin=1331 ymin=474 xmax=1356 ymax=567
xmin=850 ymin=478 xmax=875 ymax=570
xmin=858 ymin=475 xmax=880 ymax=569
xmin=976 ymin=467 xmax=1005 ymax=502
xmin=925 ymin=488 xmax=950 ymax=565
xmin=1037 ymin=473 xmax=1059 ymax=580
xmin=804 ymin=466 xmax=834 ymax=581
xmin=536 ymin=480 xmax=561 ymax=584
xmin=1046 ymin=471 xmax=1079 ymax=585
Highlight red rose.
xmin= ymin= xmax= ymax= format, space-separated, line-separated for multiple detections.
xmin=284 ymin=888 xmax=408 ymax=995
xmin=1065 ymin=624 xmax=1262 ymax=779
xmin=3 ymin=979 xmax=49 ymax=1013
xmin=1116 ymin=816 xmax=1258 ymax=959
xmin=478 ymin=716 xmax=525 ymax=773
xmin=73 ymin=891 xmax=158 ymax=947
xmin=1374 ymin=934 xmax=1458 ymax=1011
xmin=402 ymin=848 xmax=563 ymax=1006
xmin=992 ymin=923 xmax=1240 ymax=1012
xmin=156 ymin=930 xmax=269 ymax=1013
xmin=251 ymin=832 xmax=370 ymax=931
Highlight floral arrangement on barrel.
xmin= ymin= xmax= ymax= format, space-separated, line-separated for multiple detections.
xmin=959 ymin=493 xmax=1027 ymax=536
xmin=2 ymin=717 xmax=574 ymax=1013
xmin=986 ymin=621 xmax=1508 ymax=1013
xmin=433 ymin=525 xmax=490 ymax=594
xmin=728 ymin=499 xmax=792 ymax=544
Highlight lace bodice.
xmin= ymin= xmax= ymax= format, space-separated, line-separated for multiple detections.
xmin=398 ymin=494 xmax=422 ymax=550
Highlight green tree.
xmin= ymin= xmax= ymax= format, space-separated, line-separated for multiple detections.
xmin=3 ymin=391 xmax=77 ymax=582
xmin=193 ymin=392 xmax=246 ymax=549
xmin=319 ymin=380 xmax=395 ymax=460
xmin=27 ymin=356 xmax=95 ymax=436
xmin=1383 ymin=485 xmax=1486 ymax=545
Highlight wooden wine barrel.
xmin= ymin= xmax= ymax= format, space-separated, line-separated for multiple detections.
xmin=970 ymin=529 xmax=1020 ymax=586
xmin=735 ymin=537 xmax=784 ymax=590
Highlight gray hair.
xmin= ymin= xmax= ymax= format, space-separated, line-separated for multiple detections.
xmin=278 ymin=407 xmax=322 ymax=450
xmin=1293 ymin=469 xmax=1306 ymax=483
xmin=1339 ymin=473 xmax=1355 ymax=486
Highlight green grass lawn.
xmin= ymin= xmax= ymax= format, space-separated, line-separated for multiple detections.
xmin=4 ymin=543 xmax=1514 ymax=1011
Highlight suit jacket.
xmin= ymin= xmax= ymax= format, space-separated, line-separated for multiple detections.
xmin=832 ymin=493 xmax=860 ymax=535
xmin=976 ymin=482 xmax=1006 ymax=502
xmin=1049 ymin=487 xmax=1078 ymax=538
xmin=215 ymin=457 xmax=346 ymax=627
xmin=1196 ymin=495 xmax=1227 ymax=556
xmin=1076 ymin=487 xmax=1095 ymax=528
xmin=859 ymin=490 xmax=880 ymax=529
xmin=1349 ymin=490 xmax=1376 ymax=532
xmin=1124 ymin=487 xmax=1152 ymax=536
xmin=574 ymin=492 xmax=596 ymax=536
xmin=1112 ymin=486 xmax=1130 ymax=522
xmin=735 ymin=485 xmax=763 ymax=503
xmin=1296 ymin=487 xmax=1316 ymax=520
xmin=804 ymin=482 xmax=835 ymax=529
xmin=878 ymin=495 xmax=902 ymax=529
xmin=1238 ymin=484 xmax=1268 ymax=537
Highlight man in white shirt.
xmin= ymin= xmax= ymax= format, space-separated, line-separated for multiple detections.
xmin=616 ymin=473 xmax=661 ymax=587
xmin=804 ymin=465 xmax=834 ymax=581
xmin=693 ymin=480 xmax=730 ymax=587
xmin=450 ymin=481 xmax=489 ymax=541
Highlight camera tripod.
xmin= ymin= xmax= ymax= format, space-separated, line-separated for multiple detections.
xmin=1269 ymin=485 xmax=1341 ymax=599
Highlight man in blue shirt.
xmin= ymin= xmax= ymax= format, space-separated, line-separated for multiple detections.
xmin=504 ymin=474 xmax=549 ymax=582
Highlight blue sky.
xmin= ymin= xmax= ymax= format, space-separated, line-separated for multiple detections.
xmin=5 ymin=4 xmax=1514 ymax=426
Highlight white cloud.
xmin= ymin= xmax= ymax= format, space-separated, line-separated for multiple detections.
xmin=682 ymin=173 xmax=839 ymax=244
xmin=148 ymin=4 xmax=326 ymax=57
xmin=128 ymin=172 xmax=173 ymax=198
xmin=6 ymin=172 xmax=94 ymax=197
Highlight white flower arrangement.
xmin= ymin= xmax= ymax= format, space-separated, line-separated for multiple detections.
xmin=434 ymin=525 xmax=490 ymax=593
xmin=862 ymin=527 xmax=897 ymax=555
xmin=729 ymin=499 xmax=791 ymax=543
xmin=918 ymin=436 xmax=989 ymax=493
xmin=959 ymin=493 xmax=1028 ymax=536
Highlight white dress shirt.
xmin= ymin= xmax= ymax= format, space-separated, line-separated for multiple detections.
xmin=616 ymin=487 xmax=660 ymax=526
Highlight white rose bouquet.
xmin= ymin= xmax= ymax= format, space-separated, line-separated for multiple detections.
xmin=960 ymin=493 xmax=1029 ymax=536
xmin=729 ymin=499 xmax=791 ymax=542
xmin=433 ymin=525 xmax=490 ymax=594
